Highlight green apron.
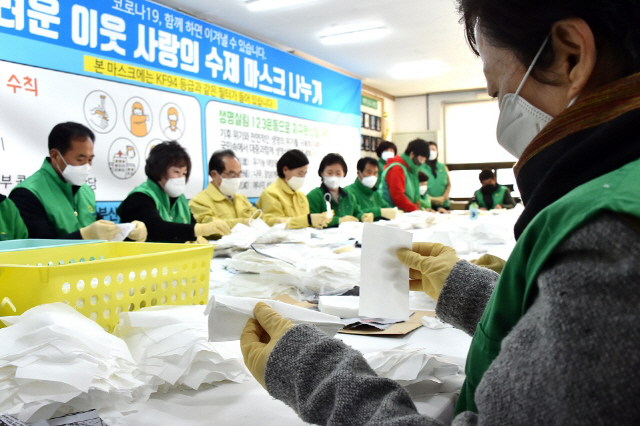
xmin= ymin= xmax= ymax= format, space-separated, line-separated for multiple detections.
xmin=0 ymin=196 xmax=28 ymax=240
xmin=379 ymin=154 xmax=420 ymax=208
xmin=457 ymin=157 xmax=640 ymax=415
xmin=15 ymin=159 xmax=96 ymax=236
xmin=307 ymin=186 xmax=361 ymax=227
xmin=475 ymin=186 xmax=508 ymax=209
xmin=119 ymin=179 xmax=191 ymax=224
xmin=343 ymin=179 xmax=389 ymax=220
xmin=421 ymin=162 xmax=450 ymax=208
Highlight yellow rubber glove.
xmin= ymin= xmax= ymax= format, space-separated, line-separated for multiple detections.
xmin=470 ymin=253 xmax=506 ymax=274
xmin=360 ymin=212 xmax=374 ymax=223
xmin=240 ymin=302 xmax=294 ymax=388
xmin=397 ymin=242 xmax=460 ymax=300
xmin=309 ymin=213 xmax=330 ymax=229
xmin=380 ymin=208 xmax=397 ymax=220
xmin=339 ymin=215 xmax=359 ymax=224
xmin=128 ymin=220 xmax=148 ymax=242
xmin=195 ymin=220 xmax=232 ymax=237
xmin=185 ymin=236 xmax=210 ymax=244
xmin=430 ymin=195 xmax=446 ymax=205
xmin=80 ymin=220 xmax=120 ymax=240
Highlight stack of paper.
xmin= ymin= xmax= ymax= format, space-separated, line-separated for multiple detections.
xmin=0 ymin=303 xmax=145 ymax=423
xmin=364 ymin=345 xmax=465 ymax=397
xmin=113 ymin=305 xmax=248 ymax=393
xmin=212 ymin=222 xmax=291 ymax=257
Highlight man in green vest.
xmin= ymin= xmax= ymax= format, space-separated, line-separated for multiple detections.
xmin=473 ymin=169 xmax=515 ymax=210
xmin=343 ymin=157 xmax=396 ymax=220
xmin=378 ymin=139 xmax=430 ymax=212
xmin=0 ymin=194 xmax=28 ymax=240
xmin=10 ymin=122 xmax=147 ymax=241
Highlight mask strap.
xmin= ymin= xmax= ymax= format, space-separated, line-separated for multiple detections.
xmin=514 ymin=35 xmax=550 ymax=98
xmin=249 ymin=209 xmax=262 ymax=223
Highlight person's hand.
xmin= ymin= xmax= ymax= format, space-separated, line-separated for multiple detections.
xmin=430 ymin=195 xmax=445 ymax=205
xmin=360 ymin=213 xmax=374 ymax=223
xmin=185 ymin=236 xmax=209 ymax=244
xmin=437 ymin=207 xmax=450 ymax=214
xmin=128 ymin=220 xmax=147 ymax=242
xmin=495 ymin=204 xmax=503 ymax=210
xmin=397 ymin=242 xmax=460 ymax=300
xmin=241 ymin=302 xmax=294 ymax=388
xmin=470 ymin=254 xmax=506 ymax=274
xmin=310 ymin=213 xmax=330 ymax=229
xmin=195 ymin=220 xmax=232 ymax=237
xmin=380 ymin=208 xmax=397 ymax=219
xmin=479 ymin=207 xmax=487 ymax=211
xmin=80 ymin=220 xmax=119 ymax=240
xmin=339 ymin=215 xmax=359 ymax=224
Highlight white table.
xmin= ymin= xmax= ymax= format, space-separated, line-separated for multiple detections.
xmin=119 ymin=212 xmax=519 ymax=425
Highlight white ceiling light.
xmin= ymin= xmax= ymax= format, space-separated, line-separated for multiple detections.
xmin=390 ymin=59 xmax=450 ymax=80
xmin=319 ymin=23 xmax=390 ymax=45
xmin=244 ymin=0 xmax=314 ymax=12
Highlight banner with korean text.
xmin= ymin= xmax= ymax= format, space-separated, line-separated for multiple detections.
xmin=0 ymin=0 xmax=362 ymax=219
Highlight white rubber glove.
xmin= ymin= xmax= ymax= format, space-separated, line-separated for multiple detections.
xmin=80 ymin=220 xmax=120 ymax=240
xmin=128 ymin=220 xmax=147 ymax=242
xmin=194 ymin=220 xmax=232 ymax=237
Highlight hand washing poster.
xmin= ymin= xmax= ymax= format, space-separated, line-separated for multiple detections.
xmin=0 ymin=0 xmax=361 ymax=220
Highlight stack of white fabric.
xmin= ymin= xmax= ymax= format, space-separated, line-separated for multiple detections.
xmin=225 ymin=244 xmax=360 ymax=295
xmin=365 ymin=345 xmax=465 ymax=397
xmin=113 ymin=305 xmax=248 ymax=393
xmin=0 ymin=303 xmax=145 ymax=423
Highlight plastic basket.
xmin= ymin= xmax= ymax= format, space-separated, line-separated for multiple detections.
xmin=0 ymin=242 xmax=214 ymax=332
xmin=0 ymin=239 xmax=103 ymax=253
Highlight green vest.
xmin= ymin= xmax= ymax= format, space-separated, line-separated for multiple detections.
xmin=15 ymin=159 xmax=96 ymax=236
xmin=120 ymin=179 xmax=191 ymax=224
xmin=418 ymin=191 xmax=432 ymax=210
xmin=474 ymin=185 xmax=508 ymax=209
xmin=457 ymin=157 xmax=640 ymax=415
xmin=307 ymin=186 xmax=361 ymax=227
xmin=343 ymin=179 xmax=389 ymax=220
xmin=421 ymin=162 xmax=450 ymax=208
xmin=379 ymin=154 xmax=420 ymax=208
xmin=0 ymin=196 xmax=28 ymax=240
xmin=375 ymin=158 xmax=387 ymax=189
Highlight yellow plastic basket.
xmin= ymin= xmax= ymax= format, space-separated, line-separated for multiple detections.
xmin=0 ymin=242 xmax=213 ymax=332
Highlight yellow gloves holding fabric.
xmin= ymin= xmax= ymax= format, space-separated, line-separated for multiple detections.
xmin=470 ymin=253 xmax=506 ymax=274
xmin=128 ymin=220 xmax=147 ymax=242
xmin=310 ymin=212 xmax=331 ymax=229
xmin=241 ymin=302 xmax=294 ymax=388
xmin=80 ymin=220 xmax=119 ymax=240
xmin=397 ymin=242 xmax=460 ymax=300
xmin=194 ymin=220 xmax=232 ymax=238
xmin=360 ymin=213 xmax=374 ymax=223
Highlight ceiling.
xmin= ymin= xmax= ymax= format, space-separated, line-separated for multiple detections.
xmin=151 ymin=0 xmax=488 ymax=98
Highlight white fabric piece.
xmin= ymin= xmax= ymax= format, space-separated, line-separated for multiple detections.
xmin=365 ymin=345 xmax=464 ymax=397
xmin=225 ymin=274 xmax=301 ymax=300
xmin=318 ymin=296 xmax=360 ymax=318
xmin=206 ymin=295 xmax=343 ymax=342
xmin=359 ymin=223 xmax=413 ymax=320
xmin=212 ymin=222 xmax=289 ymax=254
xmin=0 ymin=303 xmax=145 ymax=423
xmin=113 ymin=305 xmax=248 ymax=394
xmin=111 ymin=223 xmax=136 ymax=242
xmin=421 ymin=316 xmax=453 ymax=330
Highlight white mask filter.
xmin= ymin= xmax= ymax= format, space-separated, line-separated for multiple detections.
xmin=164 ymin=177 xmax=186 ymax=198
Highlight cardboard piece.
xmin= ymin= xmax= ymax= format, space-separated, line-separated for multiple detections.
xmin=338 ymin=311 xmax=433 ymax=336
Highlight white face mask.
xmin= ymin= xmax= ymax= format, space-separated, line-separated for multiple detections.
xmin=496 ymin=37 xmax=554 ymax=159
xmin=55 ymin=150 xmax=91 ymax=186
xmin=429 ymin=150 xmax=437 ymax=161
xmin=361 ymin=175 xmax=377 ymax=189
xmin=218 ymin=177 xmax=241 ymax=197
xmin=420 ymin=185 xmax=428 ymax=196
xmin=381 ymin=151 xmax=394 ymax=161
xmin=164 ymin=177 xmax=186 ymax=198
xmin=323 ymin=176 xmax=343 ymax=190
xmin=286 ymin=175 xmax=305 ymax=191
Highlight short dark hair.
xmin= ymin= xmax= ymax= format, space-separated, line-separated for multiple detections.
xmin=418 ymin=171 xmax=429 ymax=183
xmin=48 ymin=122 xmax=95 ymax=155
xmin=404 ymin=139 xmax=430 ymax=158
xmin=356 ymin=157 xmax=379 ymax=173
xmin=145 ymin=141 xmax=192 ymax=183
xmin=277 ymin=149 xmax=309 ymax=179
xmin=318 ymin=153 xmax=348 ymax=177
xmin=457 ymin=0 xmax=640 ymax=83
xmin=208 ymin=149 xmax=237 ymax=174
xmin=479 ymin=169 xmax=495 ymax=182
xmin=375 ymin=140 xmax=397 ymax=159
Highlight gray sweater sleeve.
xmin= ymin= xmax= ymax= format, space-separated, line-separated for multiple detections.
xmin=265 ymin=213 xmax=640 ymax=426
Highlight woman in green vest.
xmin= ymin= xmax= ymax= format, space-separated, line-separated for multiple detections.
xmin=118 ymin=141 xmax=231 ymax=243
xmin=237 ymin=2 xmax=640 ymax=425
xmin=420 ymin=141 xmax=451 ymax=210
xmin=307 ymin=153 xmax=372 ymax=227
xmin=374 ymin=140 xmax=397 ymax=189
xmin=0 ymin=194 xmax=28 ymax=240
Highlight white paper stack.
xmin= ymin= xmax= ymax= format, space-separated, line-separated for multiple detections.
xmin=212 ymin=222 xmax=289 ymax=256
xmin=365 ymin=345 xmax=465 ymax=397
xmin=0 ymin=303 xmax=145 ymax=423
xmin=113 ymin=305 xmax=248 ymax=393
